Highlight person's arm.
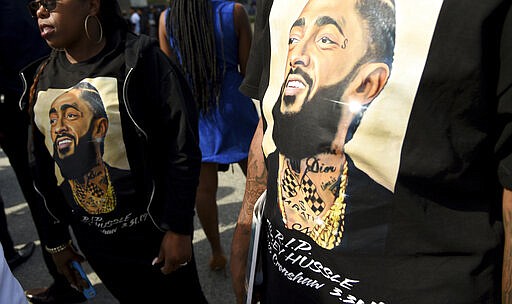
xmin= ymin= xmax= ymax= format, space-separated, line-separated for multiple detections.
xmin=230 ymin=118 xmax=267 ymax=303
xmin=158 ymin=9 xmax=178 ymax=63
xmin=141 ymin=46 xmax=201 ymax=274
xmin=233 ymin=2 xmax=253 ymax=76
xmin=504 ymin=188 xmax=512 ymax=303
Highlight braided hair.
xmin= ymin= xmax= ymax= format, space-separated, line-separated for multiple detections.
xmin=166 ymin=0 xmax=222 ymax=113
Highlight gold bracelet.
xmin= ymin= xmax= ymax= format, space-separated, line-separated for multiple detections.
xmin=45 ymin=240 xmax=72 ymax=254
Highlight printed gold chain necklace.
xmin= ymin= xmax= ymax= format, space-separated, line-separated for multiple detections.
xmin=70 ymin=165 xmax=116 ymax=214
xmin=278 ymin=155 xmax=348 ymax=250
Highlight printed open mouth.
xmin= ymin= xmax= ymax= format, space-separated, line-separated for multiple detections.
xmin=56 ymin=137 xmax=73 ymax=153
xmin=284 ymin=76 xmax=307 ymax=96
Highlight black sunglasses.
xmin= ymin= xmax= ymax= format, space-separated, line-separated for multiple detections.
xmin=27 ymin=0 xmax=57 ymax=18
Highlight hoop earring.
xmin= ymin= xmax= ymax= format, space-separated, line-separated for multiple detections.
xmin=84 ymin=15 xmax=103 ymax=44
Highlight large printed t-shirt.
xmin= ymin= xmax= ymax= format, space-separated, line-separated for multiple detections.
xmin=33 ymin=36 xmax=151 ymax=236
xmin=242 ymin=0 xmax=512 ymax=303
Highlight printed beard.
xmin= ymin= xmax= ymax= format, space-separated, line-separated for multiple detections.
xmin=53 ymin=126 xmax=99 ymax=181
xmin=273 ymin=78 xmax=351 ymax=161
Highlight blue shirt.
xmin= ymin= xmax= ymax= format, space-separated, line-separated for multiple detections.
xmin=0 ymin=244 xmax=28 ymax=304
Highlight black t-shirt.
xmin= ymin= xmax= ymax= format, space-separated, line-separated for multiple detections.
xmin=242 ymin=0 xmax=512 ymax=302
xmin=33 ymin=34 xmax=151 ymax=236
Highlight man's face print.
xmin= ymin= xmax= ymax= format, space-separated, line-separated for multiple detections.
xmin=273 ymin=0 xmax=368 ymax=160
xmin=50 ymin=89 xmax=95 ymax=160
xmin=279 ymin=0 xmax=367 ymax=115
xmin=49 ymin=88 xmax=107 ymax=180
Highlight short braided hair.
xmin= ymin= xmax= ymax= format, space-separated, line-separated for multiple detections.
xmin=71 ymin=82 xmax=108 ymax=121
xmin=356 ymin=0 xmax=396 ymax=69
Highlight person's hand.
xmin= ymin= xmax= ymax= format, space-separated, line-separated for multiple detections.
xmin=152 ymin=231 xmax=192 ymax=274
xmin=50 ymin=244 xmax=87 ymax=290
xmin=231 ymin=222 xmax=252 ymax=304
xmin=230 ymin=250 xmax=262 ymax=304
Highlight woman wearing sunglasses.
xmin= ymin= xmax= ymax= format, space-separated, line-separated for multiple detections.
xmin=21 ymin=0 xmax=207 ymax=302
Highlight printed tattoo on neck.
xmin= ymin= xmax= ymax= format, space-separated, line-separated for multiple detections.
xmin=305 ymin=156 xmax=337 ymax=175
xmin=321 ymin=176 xmax=341 ymax=196
xmin=288 ymin=199 xmax=314 ymax=220
xmin=291 ymin=222 xmax=311 ymax=234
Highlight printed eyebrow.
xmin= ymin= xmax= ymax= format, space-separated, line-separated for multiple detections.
xmin=316 ymin=16 xmax=346 ymax=37
xmin=49 ymin=103 xmax=81 ymax=116
xmin=291 ymin=17 xmax=305 ymax=29
xmin=60 ymin=103 xmax=81 ymax=112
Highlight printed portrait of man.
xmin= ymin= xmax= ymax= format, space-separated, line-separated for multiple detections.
xmin=49 ymin=81 xmax=117 ymax=214
xmin=272 ymin=0 xmax=396 ymax=249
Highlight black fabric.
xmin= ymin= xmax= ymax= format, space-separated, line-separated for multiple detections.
xmin=71 ymin=220 xmax=207 ymax=303
xmin=0 ymin=195 xmax=15 ymax=258
xmin=496 ymin=2 xmax=512 ymax=189
xmin=244 ymin=0 xmax=510 ymax=303
xmin=238 ymin=0 xmax=273 ymax=101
